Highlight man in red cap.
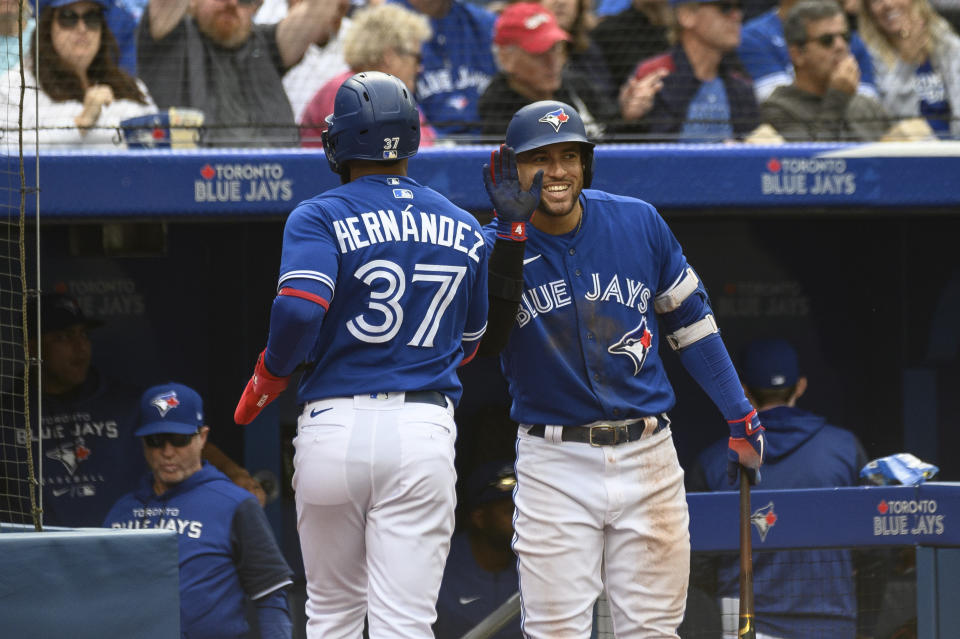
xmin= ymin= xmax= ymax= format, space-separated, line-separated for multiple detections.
xmin=477 ymin=1 xmax=618 ymax=137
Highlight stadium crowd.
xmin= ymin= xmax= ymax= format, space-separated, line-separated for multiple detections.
xmin=1 ymin=0 xmax=958 ymax=146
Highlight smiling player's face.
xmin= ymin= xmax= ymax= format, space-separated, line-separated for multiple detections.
xmin=516 ymin=142 xmax=583 ymax=233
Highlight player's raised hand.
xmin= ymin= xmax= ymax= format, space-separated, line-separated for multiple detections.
xmin=234 ymin=350 xmax=290 ymax=425
xmin=727 ymin=409 xmax=765 ymax=485
xmin=483 ymin=144 xmax=543 ymax=242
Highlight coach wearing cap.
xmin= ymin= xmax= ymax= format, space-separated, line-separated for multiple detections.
xmin=104 ymin=382 xmax=294 ymax=639
xmin=687 ymin=338 xmax=880 ymax=638
xmin=477 ymin=1 xmax=618 ymax=137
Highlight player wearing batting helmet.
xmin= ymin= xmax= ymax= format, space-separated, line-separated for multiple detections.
xmin=479 ymin=100 xmax=766 ymax=638
xmin=234 ymin=71 xmax=539 ymax=638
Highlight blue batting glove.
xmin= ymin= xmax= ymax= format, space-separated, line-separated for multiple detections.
xmin=482 ymin=144 xmax=543 ymax=242
xmin=727 ymin=409 xmax=765 ymax=485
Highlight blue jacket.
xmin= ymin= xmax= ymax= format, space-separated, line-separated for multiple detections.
xmin=104 ymin=463 xmax=293 ymax=639
xmin=688 ymin=406 xmax=869 ymax=638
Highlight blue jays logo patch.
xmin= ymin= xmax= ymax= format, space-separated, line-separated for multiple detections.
xmin=539 ymin=108 xmax=570 ymax=132
xmin=750 ymin=502 xmax=778 ymax=542
xmin=608 ymin=317 xmax=653 ymax=375
xmin=151 ymin=391 xmax=180 ymax=417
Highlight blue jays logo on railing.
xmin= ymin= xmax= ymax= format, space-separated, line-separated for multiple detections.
xmin=750 ymin=502 xmax=778 ymax=542
xmin=539 ymin=108 xmax=570 ymax=132
xmin=151 ymin=391 xmax=180 ymax=417
xmin=608 ymin=317 xmax=653 ymax=375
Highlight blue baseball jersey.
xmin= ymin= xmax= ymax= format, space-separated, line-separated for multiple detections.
xmin=6 ymin=371 xmax=145 ymax=528
xmin=482 ymin=190 xmax=688 ymax=426
xmin=392 ymin=0 xmax=497 ymax=135
xmin=738 ymin=9 xmax=877 ymax=102
xmin=104 ymin=463 xmax=293 ymax=639
xmin=280 ymin=174 xmax=488 ymax=405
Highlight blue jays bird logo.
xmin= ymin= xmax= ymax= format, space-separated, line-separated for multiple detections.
xmin=151 ymin=391 xmax=180 ymax=417
xmin=608 ymin=318 xmax=654 ymax=375
xmin=539 ymin=108 xmax=570 ymax=132
xmin=750 ymin=502 xmax=778 ymax=542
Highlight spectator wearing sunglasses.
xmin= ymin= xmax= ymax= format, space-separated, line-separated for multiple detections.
xmin=137 ymin=0 xmax=345 ymax=147
xmin=0 ymin=0 xmax=155 ymax=148
xmin=299 ymin=3 xmax=436 ymax=147
xmin=628 ymin=0 xmax=761 ymax=141
xmin=104 ymin=382 xmax=294 ymax=639
xmin=761 ymin=0 xmax=891 ymax=140
xmin=737 ymin=0 xmax=878 ymax=103
xmin=857 ymin=0 xmax=960 ymax=137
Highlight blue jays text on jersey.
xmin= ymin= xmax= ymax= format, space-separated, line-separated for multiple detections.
xmin=482 ymin=189 xmax=690 ymax=427
xmin=278 ymin=174 xmax=489 ymax=406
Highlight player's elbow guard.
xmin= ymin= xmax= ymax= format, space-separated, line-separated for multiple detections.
xmin=655 ymin=267 xmax=719 ymax=350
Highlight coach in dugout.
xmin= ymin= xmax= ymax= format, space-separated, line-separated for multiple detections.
xmin=136 ymin=0 xmax=345 ymax=146
xmin=687 ymin=338 xmax=885 ymax=639
xmin=104 ymin=382 xmax=293 ymax=639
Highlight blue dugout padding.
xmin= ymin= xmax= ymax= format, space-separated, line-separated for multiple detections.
xmin=0 ymin=526 xmax=179 ymax=638
xmin=7 ymin=141 xmax=960 ymax=219
xmin=688 ymin=483 xmax=960 ymax=639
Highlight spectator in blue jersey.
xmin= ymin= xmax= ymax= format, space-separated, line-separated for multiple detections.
xmin=394 ymin=0 xmax=499 ymax=137
xmin=857 ymin=0 xmax=960 ymax=137
xmin=687 ymin=338 xmax=885 ymax=639
xmin=628 ymin=0 xmax=761 ymax=142
xmin=738 ymin=0 xmax=878 ymax=103
xmin=435 ymin=460 xmax=520 ymax=639
xmin=104 ymin=382 xmax=293 ymax=639
xmin=760 ymin=0 xmax=892 ymax=140
xmin=0 ymin=292 xmax=266 ymax=528
xmin=0 ymin=0 xmax=34 ymax=71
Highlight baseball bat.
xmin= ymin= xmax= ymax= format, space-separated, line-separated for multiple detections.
xmin=738 ymin=468 xmax=756 ymax=639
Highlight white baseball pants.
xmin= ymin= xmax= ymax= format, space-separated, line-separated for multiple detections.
xmin=513 ymin=424 xmax=690 ymax=638
xmin=292 ymin=393 xmax=457 ymax=639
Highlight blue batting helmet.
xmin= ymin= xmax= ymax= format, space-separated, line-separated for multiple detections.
xmin=505 ymin=100 xmax=595 ymax=188
xmin=322 ymin=71 xmax=420 ymax=179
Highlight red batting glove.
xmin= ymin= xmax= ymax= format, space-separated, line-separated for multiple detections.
xmin=234 ymin=350 xmax=290 ymax=425
xmin=727 ymin=409 xmax=765 ymax=485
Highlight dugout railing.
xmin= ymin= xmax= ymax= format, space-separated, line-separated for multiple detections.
xmin=462 ymin=483 xmax=960 ymax=639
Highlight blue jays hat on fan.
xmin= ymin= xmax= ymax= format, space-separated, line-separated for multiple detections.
xmin=136 ymin=383 xmax=204 ymax=436
xmin=740 ymin=338 xmax=799 ymax=389
xmin=465 ymin=461 xmax=517 ymax=509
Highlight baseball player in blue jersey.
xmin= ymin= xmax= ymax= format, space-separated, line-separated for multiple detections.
xmin=104 ymin=382 xmax=293 ymax=639
xmin=233 ymin=71 xmax=539 ymax=638
xmin=481 ymin=100 xmax=766 ymax=638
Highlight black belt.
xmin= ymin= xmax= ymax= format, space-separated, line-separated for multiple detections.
xmin=404 ymin=390 xmax=448 ymax=408
xmin=525 ymin=414 xmax=670 ymax=446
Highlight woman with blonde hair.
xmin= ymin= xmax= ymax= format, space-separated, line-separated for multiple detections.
xmin=858 ymin=0 xmax=960 ymax=136
xmin=299 ymin=2 xmax=434 ymax=147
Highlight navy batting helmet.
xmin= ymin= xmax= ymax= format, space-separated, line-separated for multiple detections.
xmin=322 ymin=72 xmax=420 ymax=179
xmin=505 ymin=100 xmax=595 ymax=188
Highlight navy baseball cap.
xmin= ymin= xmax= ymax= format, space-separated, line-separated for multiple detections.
xmin=465 ymin=461 xmax=517 ymax=509
xmin=740 ymin=338 xmax=799 ymax=389
xmin=136 ymin=383 xmax=204 ymax=436
xmin=30 ymin=292 xmax=103 ymax=334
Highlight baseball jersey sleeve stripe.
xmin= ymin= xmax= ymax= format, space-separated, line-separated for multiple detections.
xmin=278 ymin=270 xmax=336 ymax=293
xmin=249 ymin=579 xmax=295 ymax=601
xmin=462 ymin=323 xmax=487 ymax=342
